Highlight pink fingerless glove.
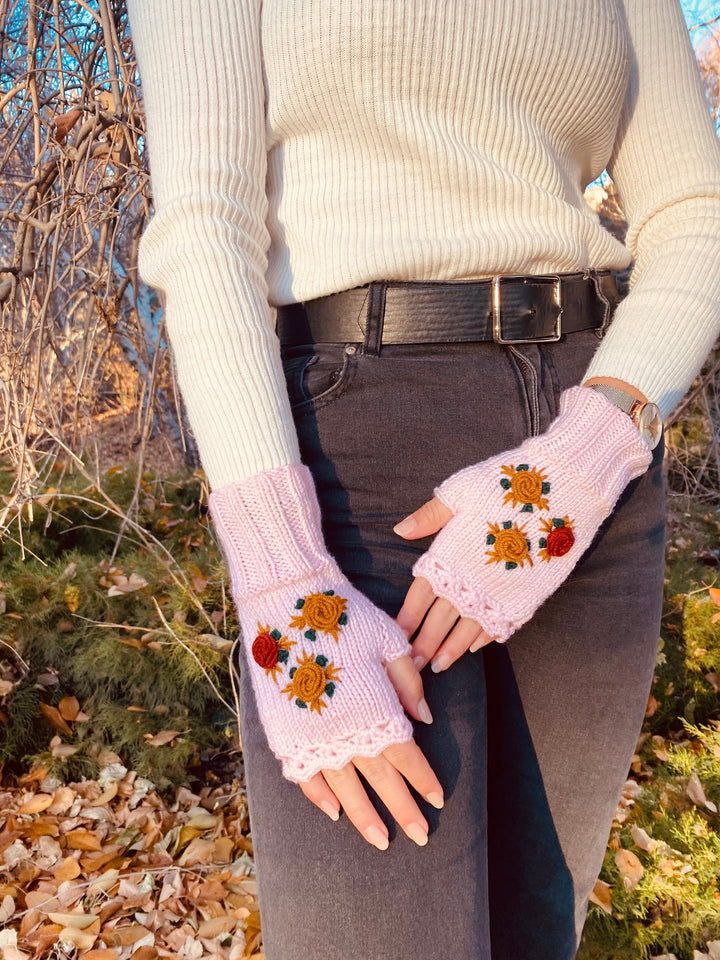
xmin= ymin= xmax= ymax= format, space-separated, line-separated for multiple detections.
xmin=208 ymin=463 xmax=413 ymax=783
xmin=412 ymin=386 xmax=654 ymax=642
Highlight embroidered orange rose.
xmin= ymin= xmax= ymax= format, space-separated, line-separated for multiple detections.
xmin=289 ymin=590 xmax=348 ymax=641
xmin=485 ymin=520 xmax=533 ymax=570
xmin=500 ymin=464 xmax=550 ymax=512
xmin=282 ymin=650 xmax=342 ymax=714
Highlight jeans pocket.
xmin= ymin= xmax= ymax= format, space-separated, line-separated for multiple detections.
xmin=281 ymin=342 xmax=358 ymax=416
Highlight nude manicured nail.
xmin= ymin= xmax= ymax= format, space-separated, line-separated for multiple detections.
xmin=393 ymin=516 xmax=416 ymax=537
xmin=413 ymin=655 xmax=426 ymax=671
xmin=431 ymin=653 xmax=450 ymax=673
xmin=426 ymin=791 xmax=444 ymax=809
xmin=365 ymin=825 xmax=390 ymax=850
xmin=417 ymin=697 xmax=433 ymax=724
xmin=469 ymin=638 xmax=484 ymax=653
xmin=405 ymin=822 xmax=429 ymax=846
xmin=321 ymin=801 xmax=339 ymax=821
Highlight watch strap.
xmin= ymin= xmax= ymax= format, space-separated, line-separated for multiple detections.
xmin=587 ymin=382 xmax=636 ymax=414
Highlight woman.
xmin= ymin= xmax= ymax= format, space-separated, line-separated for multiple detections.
xmin=125 ymin=1 xmax=720 ymax=957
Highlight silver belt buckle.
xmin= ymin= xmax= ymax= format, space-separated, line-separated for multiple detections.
xmin=492 ymin=275 xmax=563 ymax=344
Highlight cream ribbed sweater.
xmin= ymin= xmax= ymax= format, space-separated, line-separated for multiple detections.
xmin=126 ymin=0 xmax=720 ymax=490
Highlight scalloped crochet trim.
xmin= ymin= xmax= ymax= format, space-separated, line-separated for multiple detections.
xmin=412 ymin=554 xmax=515 ymax=642
xmin=279 ymin=715 xmax=414 ymax=783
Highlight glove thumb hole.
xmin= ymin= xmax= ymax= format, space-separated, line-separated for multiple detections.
xmin=379 ymin=622 xmax=413 ymax=665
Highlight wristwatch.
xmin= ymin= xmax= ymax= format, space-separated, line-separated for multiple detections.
xmin=588 ymin=383 xmax=663 ymax=450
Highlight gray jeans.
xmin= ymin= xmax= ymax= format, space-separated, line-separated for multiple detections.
xmin=238 ymin=317 xmax=667 ymax=960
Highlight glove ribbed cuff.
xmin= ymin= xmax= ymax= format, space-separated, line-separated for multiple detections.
xmin=541 ymin=386 xmax=653 ymax=510
xmin=208 ymin=463 xmax=335 ymax=597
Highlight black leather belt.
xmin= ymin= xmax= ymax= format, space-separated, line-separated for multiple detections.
xmin=276 ymin=272 xmax=618 ymax=348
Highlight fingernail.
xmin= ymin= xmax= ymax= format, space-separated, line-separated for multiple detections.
xmin=426 ymin=791 xmax=444 ymax=809
xmin=417 ymin=697 xmax=433 ymax=724
xmin=413 ymin=655 xmax=426 ymax=671
xmin=405 ymin=822 xmax=429 ymax=846
xmin=431 ymin=653 xmax=450 ymax=673
xmin=393 ymin=516 xmax=416 ymax=537
xmin=365 ymin=825 xmax=390 ymax=850
xmin=469 ymin=638 xmax=484 ymax=653
xmin=321 ymin=801 xmax=339 ymax=821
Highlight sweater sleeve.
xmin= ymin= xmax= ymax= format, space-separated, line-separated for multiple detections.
xmin=125 ymin=0 xmax=301 ymax=490
xmin=582 ymin=0 xmax=720 ymax=419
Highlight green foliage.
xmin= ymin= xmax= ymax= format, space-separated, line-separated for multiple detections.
xmin=579 ymin=502 xmax=720 ymax=960
xmin=580 ymin=724 xmax=720 ymax=960
xmin=0 ymin=459 xmax=238 ymax=794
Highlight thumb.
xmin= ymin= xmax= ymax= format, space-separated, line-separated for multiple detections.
xmin=385 ymin=655 xmax=433 ymax=725
xmin=393 ymin=496 xmax=454 ymax=539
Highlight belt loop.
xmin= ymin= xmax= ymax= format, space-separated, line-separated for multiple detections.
xmin=363 ymin=282 xmax=387 ymax=356
xmin=591 ymin=271 xmax=614 ymax=340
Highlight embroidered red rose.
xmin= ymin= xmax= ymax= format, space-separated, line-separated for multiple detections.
xmin=545 ymin=525 xmax=575 ymax=557
xmin=252 ymin=631 xmax=279 ymax=669
xmin=538 ymin=517 xmax=575 ymax=562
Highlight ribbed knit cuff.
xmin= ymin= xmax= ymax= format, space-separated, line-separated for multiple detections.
xmin=208 ymin=463 xmax=335 ymax=597
xmin=541 ymin=386 xmax=653 ymax=509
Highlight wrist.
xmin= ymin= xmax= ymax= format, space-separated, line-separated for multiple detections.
xmin=540 ymin=386 xmax=653 ymax=507
xmin=209 ymin=463 xmax=335 ymax=597
xmin=581 ymin=376 xmax=649 ymax=405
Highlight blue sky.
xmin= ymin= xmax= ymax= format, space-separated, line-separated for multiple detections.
xmin=680 ymin=0 xmax=720 ymax=43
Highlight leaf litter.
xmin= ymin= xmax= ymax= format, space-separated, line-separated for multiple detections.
xmin=0 ymin=758 xmax=263 ymax=959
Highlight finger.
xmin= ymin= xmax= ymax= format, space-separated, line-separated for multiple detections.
xmin=428 ymin=617 xmax=487 ymax=672
xmin=322 ymin=764 xmax=390 ymax=850
xmin=385 ymin=654 xmax=433 ymax=724
xmin=469 ymin=631 xmax=499 ymax=653
xmin=352 ymin=752 xmax=429 ymax=846
xmin=383 ymin=739 xmax=444 ymax=810
xmin=410 ymin=596 xmax=460 ymax=668
xmin=298 ymin=773 xmax=341 ymax=822
xmin=396 ymin=576 xmax=436 ymax=640
xmin=393 ymin=496 xmax=454 ymax=540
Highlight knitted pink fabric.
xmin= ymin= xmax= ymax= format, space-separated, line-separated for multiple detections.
xmin=209 ymin=463 xmax=413 ymax=783
xmin=412 ymin=386 xmax=654 ymax=641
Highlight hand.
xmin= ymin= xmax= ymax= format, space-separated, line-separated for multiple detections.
xmin=210 ymin=462 xmax=443 ymax=848
xmin=394 ymin=498 xmax=501 ymax=673
xmin=299 ymin=655 xmax=444 ymax=850
xmin=394 ymin=386 xmax=652 ymax=666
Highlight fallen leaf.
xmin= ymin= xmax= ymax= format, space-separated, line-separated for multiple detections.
xmin=17 ymin=794 xmax=53 ymax=815
xmin=631 ymin=824 xmax=655 ymax=852
xmin=58 ymin=696 xmax=80 ymax=721
xmin=38 ymin=703 xmax=72 ymax=736
xmin=65 ymin=830 xmax=103 ymax=852
xmin=0 ymin=894 xmax=15 ymax=924
xmin=709 ymin=587 xmax=720 ymax=607
xmin=687 ymin=771 xmax=717 ymax=812
xmin=645 ymin=694 xmax=660 ymax=717
xmin=48 ymin=912 xmax=98 ymax=929
xmin=197 ymin=916 xmax=237 ymax=938
xmin=54 ymin=857 xmax=81 ymax=882
xmin=91 ymin=782 xmax=118 ymax=806
xmin=144 ymin=730 xmax=182 ymax=747
xmin=590 ymin=880 xmax=612 ymax=916
xmin=107 ymin=573 xmax=149 ymax=596
xmin=615 ymin=848 xmax=644 ymax=890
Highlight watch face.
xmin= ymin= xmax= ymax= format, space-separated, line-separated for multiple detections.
xmin=636 ymin=402 xmax=663 ymax=449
